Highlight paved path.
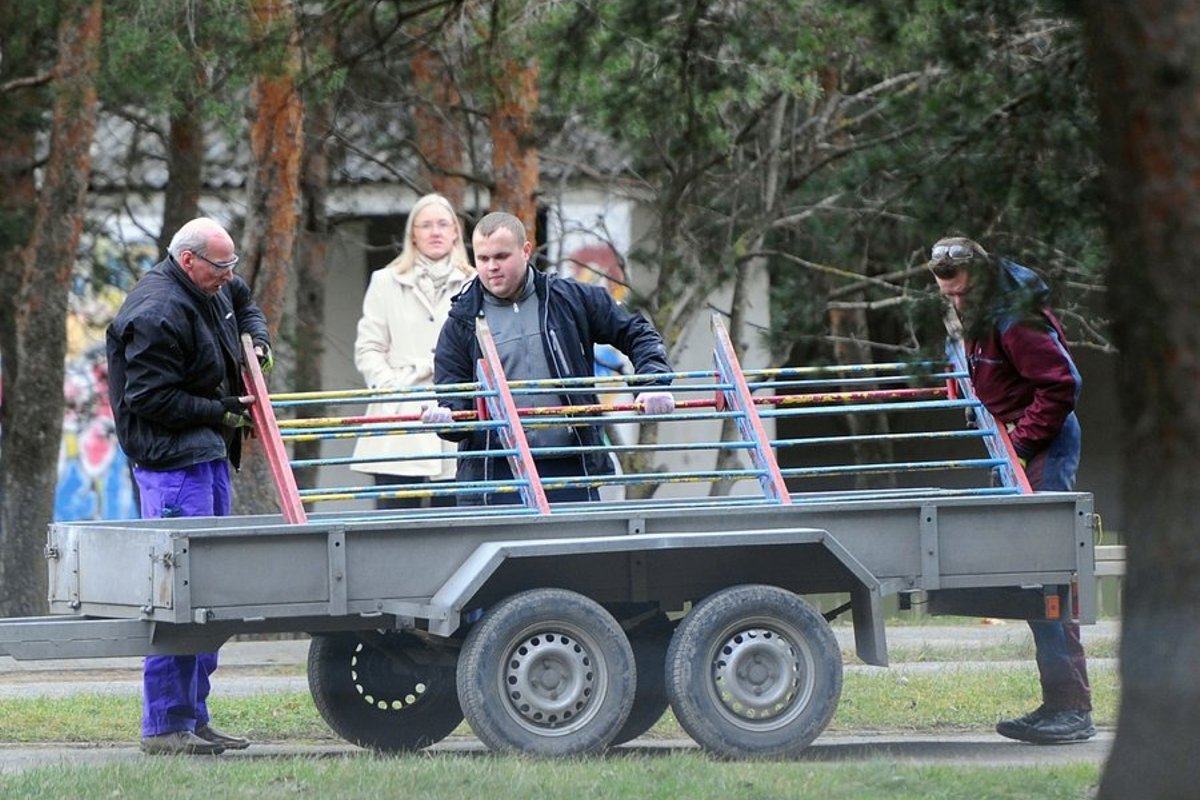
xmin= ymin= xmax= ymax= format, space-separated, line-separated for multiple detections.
xmin=0 ymin=732 xmax=1114 ymax=773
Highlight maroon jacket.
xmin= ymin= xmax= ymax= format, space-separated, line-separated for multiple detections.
xmin=965 ymin=260 xmax=1081 ymax=459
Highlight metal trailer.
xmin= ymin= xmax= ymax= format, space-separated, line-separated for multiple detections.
xmin=0 ymin=318 xmax=1100 ymax=760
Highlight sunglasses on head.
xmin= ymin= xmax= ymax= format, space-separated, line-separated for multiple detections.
xmin=928 ymin=242 xmax=976 ymax=279
xmin=930 ymin=242 xmax=975 ymax=261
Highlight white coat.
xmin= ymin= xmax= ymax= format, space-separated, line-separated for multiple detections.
xmin=351 ymin=262 xmax=467 ymax=479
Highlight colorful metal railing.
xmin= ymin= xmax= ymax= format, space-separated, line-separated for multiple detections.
xmin=242 ymin=317 xmax=1027 ymax=521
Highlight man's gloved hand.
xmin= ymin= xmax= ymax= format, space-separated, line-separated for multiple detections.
xmin=254 ymin=343 xmax=274 ymax=375
xmin=420 ymin=403 xmax=453 ymax=424
xmin=221 ymin=395 xmax=255 ymax=429
xmin=635 ymin=391 xmax=675 ymax=416
xmin=964 ymin=407 xmax=978 ymax=429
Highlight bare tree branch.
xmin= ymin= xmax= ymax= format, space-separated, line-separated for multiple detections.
xmin=0 ymin=71 xmax=53 ymax=93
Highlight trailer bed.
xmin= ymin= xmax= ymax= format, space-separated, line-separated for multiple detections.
xmin=0 ymin=318 xmax=1101 ymax=759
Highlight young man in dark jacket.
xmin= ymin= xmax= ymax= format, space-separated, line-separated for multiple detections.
xmin=107 ymin=217 xmax=271 ymax=755
xmin=929 ymin=235 xmax=1093 ymax=744
xmin=423 ymin=212 xmax=673 ymax=504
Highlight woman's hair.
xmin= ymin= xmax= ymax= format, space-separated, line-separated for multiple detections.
xmin=388 ymin=193 xmax=473 ymax=276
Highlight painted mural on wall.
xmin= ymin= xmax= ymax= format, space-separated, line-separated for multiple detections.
xmin=56 ymin=341 xmax=138 ymax=521
xmin=54 ymin=238 xmax=152 ymax=521
xmin=0 ymin=237 xmax=152 ymax=521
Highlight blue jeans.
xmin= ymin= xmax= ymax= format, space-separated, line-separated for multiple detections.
xmin=459 ymin=456 xmax=600 ymax=505
xmin=133 ymin=460 xmax=231 ymax=736
xmin=1024 ymin=414 xmax=1091 ymax=711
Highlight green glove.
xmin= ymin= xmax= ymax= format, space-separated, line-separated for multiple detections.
xmin=223 ymin=411 xmax=253 ymax=429
xmin=221 ymin=396 xmax=253 ymax=429
xmin=255 ymin=343 xmax=274 ymax=375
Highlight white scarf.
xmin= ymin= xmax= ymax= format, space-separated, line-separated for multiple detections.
xmin=413 ymin=253 xmax=456 ymax=306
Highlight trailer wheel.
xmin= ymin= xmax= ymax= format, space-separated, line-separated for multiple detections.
xmin=307 ymin=631 xmax=462 ymax=752
xmin=610 ymin=616 xmax=672 ymax=746
xmin=457 ymin=588 xmax=635 ymax=756
xmin=665 ymin=585 xmax=842 ymax=759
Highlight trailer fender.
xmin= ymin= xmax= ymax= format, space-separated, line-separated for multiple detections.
xmin=406 ymin=527 xmax=888 ymax=666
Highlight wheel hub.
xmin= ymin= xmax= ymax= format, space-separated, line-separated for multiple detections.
xmin=504 ymin=632 xmax=596 ymax=729
xmin=351 ymin=641 xmax=432 ymax=711
xmin=712 ymin=627 xmax=801 ymax=720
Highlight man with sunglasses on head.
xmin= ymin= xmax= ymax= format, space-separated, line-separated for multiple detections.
xmin=928 ymin=235 xmax=1094 ymax=745
xmin=107 ymin=217 xmax=272 ymax=755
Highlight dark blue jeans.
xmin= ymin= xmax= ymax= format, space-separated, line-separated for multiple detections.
xmin=1024 ymin=413 xmax=1091 ymax=711
xmin=459 ymin=456 xmax=599 ymax=506
xmin=133 ymin=460 xmax=231 ymax=736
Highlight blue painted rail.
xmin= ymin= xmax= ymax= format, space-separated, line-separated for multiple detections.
xmin=245 ymin=316 xmax=1029 ymax=523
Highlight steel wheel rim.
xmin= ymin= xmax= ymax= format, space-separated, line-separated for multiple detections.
xmin=706 ymin=619 xmax=815 ymax=731
xmin=350 ymin=641 xmax=434 ymax=712
xmin=498 ymin=624 xmax=607 ymax=736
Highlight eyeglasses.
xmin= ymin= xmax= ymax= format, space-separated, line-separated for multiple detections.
xmin=191 ymin=251 xmax=239 ymax=270
xmin=414 ymin=219 xmax=454 ymax=232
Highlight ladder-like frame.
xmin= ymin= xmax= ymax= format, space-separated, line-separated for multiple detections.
xmin=247 ymin=323 xmax=1031 ymax=520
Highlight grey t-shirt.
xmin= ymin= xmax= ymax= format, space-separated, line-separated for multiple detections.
xmin=482 ymin=269 xmax=574 ymax=450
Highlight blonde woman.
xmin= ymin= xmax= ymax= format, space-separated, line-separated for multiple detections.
xmin=352 ymin=194 xmax=474 ymax=508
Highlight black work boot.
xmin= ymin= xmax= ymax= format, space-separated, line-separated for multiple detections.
xmin=140 ymin=730 xmax=225 ymax=755
xmin=195 ymin=723 xmax=251 ymax=750
xmin=995 ymin=705 xmax=1049 ymax=741
xmin=1000 ymin=708 xmax=1095 ymax=744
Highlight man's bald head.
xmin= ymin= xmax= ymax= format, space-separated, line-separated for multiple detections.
xmin=168 ymin=218 xmax=234 ymax=261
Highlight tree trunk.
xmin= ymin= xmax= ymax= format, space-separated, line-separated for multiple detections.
xmin=156 ymin=111 xmax=204 ymax=258
xmin=291 ymin=24 xmax=337 ymax=492
xmin=828 ymin=302 xmax=896 ymax=490
xmin=239 ymin=0 xmax=304 ymax=515
xmin=412 ymin=43 xmax=467 ymax=207
xmin=0 ymin=11 xmax=43 ymax=618
xmin=489 ymin=55 xmax=539 ymax=237
xmin=0 ymin=0 xmax=102 ymax=616
xmin=0 ymin=11 xmax=41 ymax=331
xmin=1076 ymin=3 xmax=1200 ymax=798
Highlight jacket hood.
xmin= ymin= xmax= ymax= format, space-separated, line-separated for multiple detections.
xmin=996 ymin=257 xmax=1050 ymax=306
xmin=981 ymin=257 xmax=1052 ymax=334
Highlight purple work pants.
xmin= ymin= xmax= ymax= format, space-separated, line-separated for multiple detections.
xmin=133 ymin=461 xmax=232 ymax=737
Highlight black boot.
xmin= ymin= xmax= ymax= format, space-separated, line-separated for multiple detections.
xmin=998 ymin=708 xmax=1095 ymax=744
xmin=195 ymin=723 xmax=251 ymax=750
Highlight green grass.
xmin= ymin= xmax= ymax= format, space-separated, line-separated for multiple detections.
xmin=848 ymin=637 xmax=1117 ymax=663
xmin=0 ymin=665 xmax=1119 ymax=744
xmin=0 ymin=662 xmax=1115 ymax=800
xmin=0 ymin=754 xmax=1101 ymax=800
xmin=832 ymin=667 xmax=1117 ymax=732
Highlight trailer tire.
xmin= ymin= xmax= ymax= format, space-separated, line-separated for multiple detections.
xmin=307 ymin=631 xmax=462 ymax=752
xmin=457 ymin=588 xmax=635 ymax=756
xmin=665 ymin=584 xmax=842 ymax=759
xmin=609 ymin=616 xmax=672 ymax=746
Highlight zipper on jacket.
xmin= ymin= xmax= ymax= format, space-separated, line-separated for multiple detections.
xmin=547 ymin=328 xmax=573 ymax=379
